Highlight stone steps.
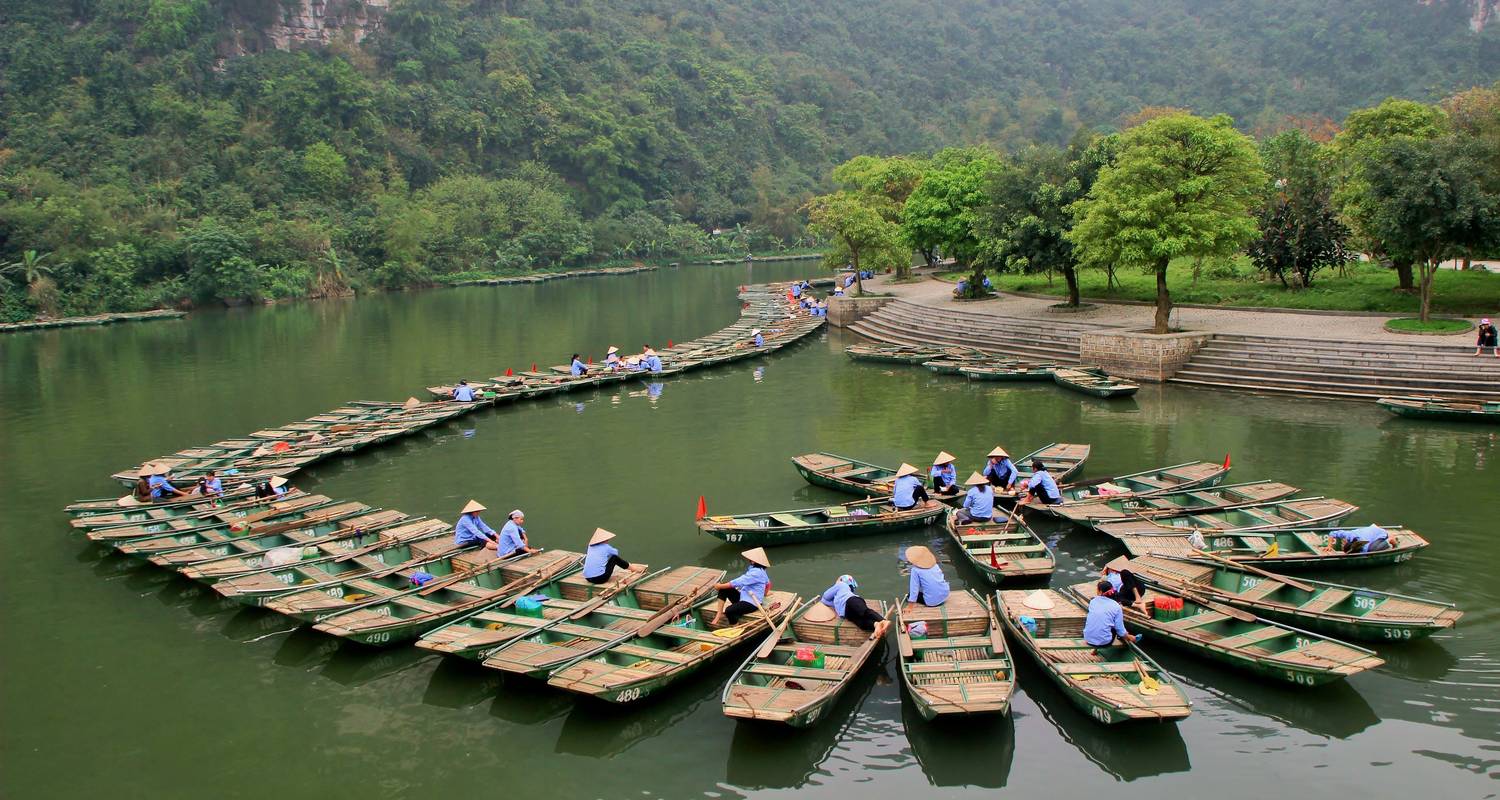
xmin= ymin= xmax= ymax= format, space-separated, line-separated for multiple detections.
xmin=1190 ymin=354 xmax=1500 ymax=384
xmin=1171 ymin=366 xmax=1500 ymax=399
xmin=847 ymin=305 xmax=1080 ymax=362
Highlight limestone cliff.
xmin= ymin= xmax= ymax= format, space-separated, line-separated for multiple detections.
xmin=220 ymin=0 xmax=388 ymax=57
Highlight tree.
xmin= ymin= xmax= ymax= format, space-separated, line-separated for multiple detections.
xmin=0 ymin=249 xmax=57 ymax=315
xmin=1070 ymin=113 xmax=1265 ymax=333
xmin=1361 ymin=135 xmax=1500 ymax=321
xmin=1327 ymin=99 xmax=1449 ymax=291
xmin=805 ymin=192 xmax=906 ymax=294
xmin=1248 ymin=130 xmax=1352 ymax=287
xmin=831 ymin=155 xmax=927 ymax=276
xmin=902 ymin=148 xmax=1004 ymax=295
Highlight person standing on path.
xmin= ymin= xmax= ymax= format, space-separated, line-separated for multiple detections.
xmin=1476 ymin=318 xmax=1498 ymax=357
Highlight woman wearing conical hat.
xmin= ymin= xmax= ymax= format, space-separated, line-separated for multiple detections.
xmin=955 ymin=472 xmax=995 ymax=524
xmin=712 ymin=547 xmax=772 ymax=626
xmin=582 ymin=528 xmax=640 ymax=585
xmin=903 ymin=545 xmax=950 ymax=609
xmin=604 ymin=346 xmax=622 ymax=371
xmin=929 ymin=451 xmax=959 ymax=496
xmin=453 ymin=500 xmax=499 ymax=550
xmin=643 ymin=348 xmax=664 ymax=373
xmin=982 ymin=446 xmax=1018 ymax=490
xmin=891 ymin=463 xmax=931 ymax=511
xmin=1102 ymin=556 xmax=1149 ymax=615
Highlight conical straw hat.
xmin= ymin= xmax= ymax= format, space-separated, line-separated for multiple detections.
xmin=751 ymin=329 xmax=761 ymax=336
xmin=269 ymin=476 xmax=288 ymax=488
xmin=964 ymin=471 xmax=989 ymax=486
xmin=1023 ymin=590 xmax=1055 ymax=610
xmin=742 ymin=547 xmax=770 ymax=567
xmin=803 ymin=603 xmax=837 ymax=622
xmin=461 ymin=500 xmax=486 ymax=514
xmin=589 ymin=528 xmax=616 ymax=546
xmin=932 ymin=451 xmax=956 ymax=466
xmin=607 ymin=346 xmax=619 ymax=354
xmin=894 ymin=463 xmax=920 ymax=478
xmin=151 ymin=462 xmax=172 ymax=475
xmin=117 ymin=495 xmax=140 ymax=507
xmin=136 ymin=465 xmax=155 ymax=478
xmin=988 ymin=446 xmax=1009 ymax=458
xmin=1104 ymin=556 xmax=1131 ymax=573
xmin=905 ymin=545 xmax=937 ymax=569
xmin=404 ymin=397 xmax=422 ymax=409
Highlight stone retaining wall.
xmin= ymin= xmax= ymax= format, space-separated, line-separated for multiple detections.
xmin=1080 ymin=330 xmax=1213 ymax=382
xmin=828 ymin=296 xmax=894 ymax=328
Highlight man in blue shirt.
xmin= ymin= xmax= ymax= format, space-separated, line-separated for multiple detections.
xmin=1084 ymin=581 xmax=1140 ymax=647
xmin=751 ymin=329 xmax=764 ymax=347
xmin=452 ymin=380 xmax=476 ymax=402
xmin=791 ymin=283 xmax=802 ymax=299
xmin=604 ymin=346 xmax=621 ymax=370
xmin=983 ymin=446 xmax=1018 ymax=490
xmin=643 ymin=349 xmax=663 ymax=372
xmin=712 ymin=547 xmax=771 ymax=626
xmin=148 ymin=465 xmax=189 ymax=500
xmin=891 ymin=463 xmax=930 ymax=510
xmin=956 ymin=472 xmax=995 ymax=524
xmin=582 ymin=528 xmax=639 ymax=584
xmin=453 ymin=499 xmax=498 ymax=549
xmin=904 ymin=545 xmax=949 ymax=607
xmin=1021 ymin=460 xmax=1063 ymax=505
xmin=1329 ymin=525 xmax=1392 ymax=553
xmin=820 ymin=574 xmax=889 ymax=640
xmin=497 ymin=510 xmax=537 ymax=558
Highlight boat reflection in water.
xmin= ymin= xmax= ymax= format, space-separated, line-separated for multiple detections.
xmin=422 ymin=656 xmax=503 ymax=711
xmin=724 ymin=661 xmax=883 ymax=790
xmin=552 ymin=663 xmax=724 ymax=759
xmin=901 ymin=693 xmax=1015 ymax=788
xmin=1014 ymin=655 xmax=1191 ymax=781
xmin=321 ymin=639 xmax=432 ymax=688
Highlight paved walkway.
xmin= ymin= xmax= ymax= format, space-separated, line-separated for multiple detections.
xmin=866 ymin=274 xmax=1495 ymax=346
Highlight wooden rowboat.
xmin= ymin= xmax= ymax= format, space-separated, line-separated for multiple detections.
xmin=697 ymin=498 xmax=944 ymax=546
xmin=1094 ymin=497 xmax=1360 ymax=541
xmin=923 ymin=356 xmax=996 ymax=375
xmin=88 ymin=493 xmax=340 ymax=544
xmin=792 ymin=443 xmax=1091 ymax=497
xmin=1053 ymin=367 xmax=1139 ymax=398
xmin=106 ymin=495 xmax=354 ymax=552
xmin=944 ymin=508 xmax=1054 ymax=583
xmin=415 ymin=565 xmax=660 ymax=660
xmin=64 ymin=484 xmax=266 ymax=526
xmin=1048 ymin=461 xmax=1229 ymax=507
xmin=1112 ymin=525 xmax=1431 ymax=571
xmin=958 ymin=363 xmax=1056 ymax=381
xmin=721 ymin=598 xmax=886 ymax=728
xmin=844 ymin=344 xmax=948 ymax=364
xmin=311 ymin=550 xmax=584 ymax=646
xmin=125 ymin=501 xmax=384 ymax=563
xmin=548 ymin=589 xmax=799 ymax=704
xmin=1065 ymin=581 xmax=1382 ymax=686
xmin=1377 ymin=395 xmax=1500 ymax=424
xmin=1047 ymin=480 xmax=1302 ymax=530
xmin=209 ymin=520 xmax=454 ymax=602
xmin=1125 ymin=555 xmax=1462 ymax=641
xmin=895 ymin=591 xmax=1014 ymax=719
xmin=175 ymin=510 xmax=415 ymax=581
xmin=481 ymin=566 xmax=724 ymax=678
xmin=996 ymin=589 xmax=1191 ymax=724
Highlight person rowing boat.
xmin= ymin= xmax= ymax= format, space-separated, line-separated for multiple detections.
xmin=892 ymin=463 xmax=931 ymax=511
xmin=581 ymin=528 xmax=641 ymax=585
xmin=712 ymin=547 xmax=771 ymax=626
xmin=819 ymin=574 xmax=889 ymax=640
xmin=955 ymin=471 xmax=994 ymax=524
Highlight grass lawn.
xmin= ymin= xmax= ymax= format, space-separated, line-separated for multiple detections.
xmin=940 ymin=260 xmax=1500 ymax=315
xmin=1384 ymin=317 xmax=1473 ymax=333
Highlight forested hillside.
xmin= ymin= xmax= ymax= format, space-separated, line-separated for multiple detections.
xmin=1 ymin=0 xmax=1496 ymax=318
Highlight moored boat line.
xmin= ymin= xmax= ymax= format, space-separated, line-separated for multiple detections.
xmin=1376 ymin=395 xmax=1500 ymax=423
xmin=791 ymin=443 xmax=1091 ymax=499
xmin=1046 ymin=480 xmax=1303 ymax=529
xmin=696 ymin=498 xmax=944 ymax=545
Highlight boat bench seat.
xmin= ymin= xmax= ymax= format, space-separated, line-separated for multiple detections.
xmin=965 ymin=544 xmax=1047 ymax=554
xmin=1058 ymin=662 xmax=1145 ymax=675
xmin=1292 ymin=532 xmax=1327 ymax=551
xmin=907 ymin=659 xmax=1011 ymax=675
xmin=832 ymin=466 xmax=883 ymax=478
xmin=650 ymin=625 xmax=724 ymax=644
xmin=1235 ymin=581 xmax=1283 ymax=602
xmin=610 ymin=643 xmax=693 ymax=664
xmin=909 ymin=636 xmax=993 ymax=651
xmin=769 ymin=514 xmax=811 ymax=527
xmin=1033 ymin=638 xmax=1097 ymax=649
xmin=1298 ymin=589 xmax=1351 ymax=613
xmin=744 ymin=663 xmax=846 ymax=682
xmin=1167 ymin=611 xmax=1229 ymax=629
xmin=1212 ymin=627 xmax=1290 ymax=649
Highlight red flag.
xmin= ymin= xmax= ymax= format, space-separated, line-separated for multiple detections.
xmin=1222 ymin=453 xmax=1232 ymax=470
xmin=586 ymin=356 xmax=592 ymax=365
xmin=504 ymin=368 xmax=513 ymax=377
xmin=668 ymin=339 xmax=674 ymax=348
xmin=696 ymin=495 xmax=707 ymax=520
xmin=531 ymin=363 xmax=537 ymax=372
xmin=989 ymin=540 xmax=999 ymax=568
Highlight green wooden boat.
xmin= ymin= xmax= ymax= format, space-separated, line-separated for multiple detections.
xmin=791 ymin=443 xmax=1091 ymax=497
xmin=844 ymin=344 xmax=947 ymax=364
xmin=88 ymin=493 xmax=340 ymax=545
xmin=1112 ymin=525 xmax=1432 ymax=571
xmin=1053 ymin=367 xmax=1139 ymax=398
xmin=108 ymin=496 xmax=358 ymax=554
xmin=1377 ymin=395 xmax=1500 ymax=424
xmin=944 ymin=508 xmax=1054 ymax=583
xmin=895 ymin=591 xmax=1014 ymax=719
xmin=721 ymin=598 xmax=886 ymax=728
xmin=1048 ymin=480 xmax=1302 ymax=530
xmin=958 ymin=363 xmax=1056 ymax=381
xmin=1065 ymin=581 xmax=1382 ymax=686
xmin=415 ymin=565 xmax=662 ymax=660
xmin=996 ymin=589 xmax=1191 ymax=724
xmin=65 ymin=484 xmax=266 ymax=527
xmin=1127 ymin=554 xmax=1462 ymax=640
xmin=923 ymin=355 xmax=996 ymax=375
xmin=548 ymin=589 xmax=800 ymax=704
xmin=1094 ymin=497 xmax=1360 ymax=542
xmin=209 ymin=519 xmax=455 ymax=602
xmin=311 ymin=550 xmax=584 ymax=647
xmin=697 ymin=498 xmax=945 ymax=545
xmin=174 ymin=510 xmax=415 ymax=580
xmin=482 ymin=566 xmax=724 ymax=678
xmin=1046 ymin=461 xmax=1230 ymax=509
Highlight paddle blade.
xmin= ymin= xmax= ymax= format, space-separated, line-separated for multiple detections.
xmin=696 ymin=495 xmax=707 ymax=520
xmin=1264 ymin=542 xmax=1280 ymax=558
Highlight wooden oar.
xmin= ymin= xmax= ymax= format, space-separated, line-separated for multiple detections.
xmin=416 ymin=549 xmax=556 ymax=598
xmin=1138 ymin=576 xmax=1258 ymax=623
xmin=1133 ymin=659 xmax=1161 ymax=695
xmin=333 ymin=525 xmax=447 ymax=564
xmin=491 ymin=556 xmax=581 ymax=607
xmin=635 ymin=575 xmax=724 ymax=638
xmin=753 ymin=595 xmax=802 ymax=658
xmin=1191 ymin=548 xmax=1315 ymax=593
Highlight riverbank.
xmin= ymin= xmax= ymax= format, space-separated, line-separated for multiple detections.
xmin=0 ymin=308 xmax=186 ymax=334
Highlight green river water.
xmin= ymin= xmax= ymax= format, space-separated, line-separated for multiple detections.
xmin=1 ymin=261 xmax=1495 ymax=799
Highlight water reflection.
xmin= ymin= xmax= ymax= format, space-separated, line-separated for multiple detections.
xmin=1163 ymin=651 xmax=1380 ymax=741
xmin=488 ymin=678 xmax=574 ymax=725
xmin=724 ymin=661 xmax=881 ymax=789
xmin=422 ymin=656 xmax=504 ymax=709
xmin=321 ymin=641 xmax=433 ymax=687
xmin=902 ymin=696 xmax=1015 ymax=788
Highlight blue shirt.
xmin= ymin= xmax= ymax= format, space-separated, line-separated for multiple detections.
xmin=930 ymin=463 xmax=956 ymax=486
xmin=497 ymin=520 xmax=527 ymax=556
xmin=984 ymin=458 xmax=1017 ymax=487
xmin=729 ymin=565 xmax=770 ymax=604
xmin=843 ymin=274 xmax=855 ymax=287
xmin=273 ymin=485 xmax=288 ymax=496
xmin=820 ymin=581 xmax=855 ymax=617
xmin=791 ymin=284 xmax=802 ymax=298
xmin=454 ymin=514 xmax=496 ymax=546
xmin=1331 ymin=525 xmax=1388 ymax=545
xmin=907 ymin=564 xmax=949 ymax=605
xmin=645 ymin=355 xmax=663 ymax=372
xmin=582 ymin=543 xmax=619 ymax=579
xmin=202 ymin=477 xmax=223 ymax=494
xmin=1105 ymin=572 xmax=1123 ymax=592
xmin=1084 ymin=595 xmax=1127 ymax=646
xmin=453 ymin=385 xmax=476 ymax=402
xmin=753 ymin=334 xmax=764 ymax=347
xmin=605 ymin=354 xmax=620 ymax=369
xmin=148 ymin=475 xmax=178 ymax=498
xmin=893 ymin=474 xmax=922 ymax=507
xmin=1029 ymin=468 xmax=1061 ymax=502
xmin=963 ymin=485 xmax=995 ymax=519
xmin=570 ymin=359 xmax=586 ymax=376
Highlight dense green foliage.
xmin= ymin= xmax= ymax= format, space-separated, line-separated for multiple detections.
xmin=1 ymin=0 xmax=1497 ymax=319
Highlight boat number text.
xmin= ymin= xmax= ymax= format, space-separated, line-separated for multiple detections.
xmin=1090 ymin=705 xmax=1111 ymax=723
xmin=1285 ymin=671 xmax=1316 ymax=685
xmin=615 ymin=688 xmax=643 ymax=702
xmin=1382 ymin=628 xmax=1412 ymax=640
xmin=1353 ymin=596 xmax=1377 ymax=610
